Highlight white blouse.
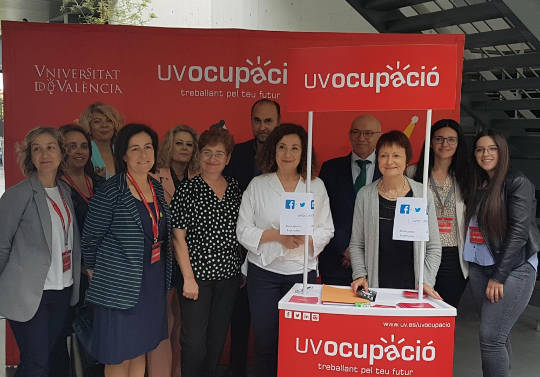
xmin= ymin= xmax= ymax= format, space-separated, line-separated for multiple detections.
xmin=237 ymin=173 xmax=334 ymax=275
xmin=43 ymin=187 xmax=74 ymax=290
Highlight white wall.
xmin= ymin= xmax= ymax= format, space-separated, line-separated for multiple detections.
xmin=145 ymin=0 xmax=377 ymax=33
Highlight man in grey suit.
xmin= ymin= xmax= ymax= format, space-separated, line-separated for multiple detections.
xmin=318 ymin=114 xmax=382 ymax=285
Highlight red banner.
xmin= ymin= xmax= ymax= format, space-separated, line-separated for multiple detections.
xmin=278 ymin=310 xmax=455 ymax=377
xmin=2 ymin=21 xmax=464 ymax=189
xmin=287 ymin=44 xmax=461 ymax=112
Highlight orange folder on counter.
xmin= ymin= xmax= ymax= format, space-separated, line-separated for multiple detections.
xmin=321 ymin=285 xmax=370 ymax=305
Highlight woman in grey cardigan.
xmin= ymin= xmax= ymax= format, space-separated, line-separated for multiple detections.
xmin=349 ymin=131 xmax=442 ymax=298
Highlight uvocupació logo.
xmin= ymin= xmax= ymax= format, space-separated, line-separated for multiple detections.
xmin=304 ymin=61 xmax=440 ymax=93
xmin=157 ymin=55 xmax=288 ymax=89
xmin=295 ymin=334 xmax=436 ymax=365
xmin=33 ymin=65 xmax=123 ymax=95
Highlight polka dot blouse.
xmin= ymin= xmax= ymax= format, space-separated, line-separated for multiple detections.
xmin=170 ymin=175 xmax=242 ymax=280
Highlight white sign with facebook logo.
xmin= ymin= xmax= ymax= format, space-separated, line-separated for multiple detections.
xmin=280 ymin=193 xmax=315 ymax=235
xmin=392 ymin=197 xmax=429 ymax=241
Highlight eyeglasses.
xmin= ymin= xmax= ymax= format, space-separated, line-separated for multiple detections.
xmin=474 ymin=146 xmax=498 ymax=155
xmin=350 ymin=130 xmax=380 ymax=138
xmin=201 ymin=150 xmax=227 ymax=160
xmin=433 ymin=136 xmax=458 ymax=145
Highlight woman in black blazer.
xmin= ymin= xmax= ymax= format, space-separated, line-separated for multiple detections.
xmin=0 ymin=127 xmax=81 ymax=377
xmin=81 ymin=124 xmax=172 ymax=377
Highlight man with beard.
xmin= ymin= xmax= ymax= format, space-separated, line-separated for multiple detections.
xmin=223 ymin=98 xmax=280 ymax=377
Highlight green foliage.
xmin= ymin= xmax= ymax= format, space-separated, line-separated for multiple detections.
xmin=61 ymin=0 xmax=157 ymax=26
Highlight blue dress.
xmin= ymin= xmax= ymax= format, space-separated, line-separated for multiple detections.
xmin=89 ymin=199 xmax=168 ymax=364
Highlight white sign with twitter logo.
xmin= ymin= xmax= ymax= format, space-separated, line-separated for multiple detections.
xmin=392 ymin=197 xmax=429 ymax=241
xmin=280 ymin=193 xmax=315 ymax=235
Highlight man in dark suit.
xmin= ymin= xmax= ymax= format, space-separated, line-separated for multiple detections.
xmin=223 ymin=99 xmax=280 ymax=377
xmin=318 ymin=114 xmax=382 ymax=286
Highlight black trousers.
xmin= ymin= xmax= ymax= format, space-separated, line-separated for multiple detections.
xmin=180 ymin=276 xmax=239 ymax=377
xmin=247 ymin=263 xmax=316 ymax=377
xmin=9 ymin=287 xmax=72 ymax=377
xmin=229 ymin=283 xmax=250 ymax=377
xmin=434 ymin=246 xmax=467 ymax=308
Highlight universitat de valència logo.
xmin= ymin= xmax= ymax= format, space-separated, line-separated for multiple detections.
xmin=157 ymin=55 xmax=288 ymax=89
xmin=33 ymin=65 xmax=123 ymax=95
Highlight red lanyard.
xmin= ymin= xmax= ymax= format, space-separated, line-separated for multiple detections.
xmin=126 ymin=172 xmax=160 ymax=243
xmin=46 ymin=188 xmax=72 ymax=248
xmin=63 ymin=173 xmax=93 ymax=204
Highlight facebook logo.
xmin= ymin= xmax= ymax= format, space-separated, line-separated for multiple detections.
xmin=285 ymin=199 xmax=295 ymax=209
xmin=310 ymin=200 xmax=315 ymax=210
xmin=400 ymin=204 xmax=410 ymax=214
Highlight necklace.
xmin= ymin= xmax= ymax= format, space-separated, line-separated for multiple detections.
xmin=379 ymin=177 xmax=408 ymax=200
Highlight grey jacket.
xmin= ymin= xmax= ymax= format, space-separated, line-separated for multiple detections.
xmin=349 ymin=177 xmax=442 ymax=288
xmin=0 ymin=174 xmax=81 ymax=321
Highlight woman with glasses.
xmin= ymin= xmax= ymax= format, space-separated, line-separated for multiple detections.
xmin=236 ymin=124 xmax=334 ymax=377
xmin=409 ymin=119 xmax=471 ymax=308
xmin=464 ymin=130 xmax=538 ymax=377
xmin=170 ymin=127 xmax=241 ymax=377
xmin=79 ymin=102 xmax=123 ymax=179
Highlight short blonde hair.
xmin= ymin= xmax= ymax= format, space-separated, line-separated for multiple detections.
xmin=79 ymin=102 xmax=123 ymax=137
xmin=157 ymin=125 xmax=200 ymax=172
xmin=16 ymin=127 xmax=64 ymax=176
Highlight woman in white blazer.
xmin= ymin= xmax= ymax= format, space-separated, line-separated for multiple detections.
xmin=349 ymin=130 xmax=441 ymax=299
xmin=237 ymin=124 xmax=334 ymax=377
xmin=0 ymin=127 xmax=80 ymax=377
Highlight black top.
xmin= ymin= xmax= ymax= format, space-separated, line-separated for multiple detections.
xmin=170 ymin=166 xmax=188 ymax=189
xmin=222 ymin=139 xmax=261 ymax=193
xmin=170 ymin=175 xmax=242 ymax=280
xmin=68 ymin=174 xmax=105 ymax=233
xmin=378 ymin=190 xmax=415 ymax=289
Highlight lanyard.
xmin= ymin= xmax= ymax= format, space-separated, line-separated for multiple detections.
xmin=46 ymin=188 xmax=72 ymax=248
xmin=126 ymin=172 xmax=160 ymax=243
xmin=429 ymin=176 xmax=455 ymax=209
xmin=63 ymin=173 xmax=93 ymax=204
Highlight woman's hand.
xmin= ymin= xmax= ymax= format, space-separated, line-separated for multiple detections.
xmin=422 ymin=283 xmax=442 ymax=300
xmin=183 ymin=278 xmax=199 ymax=300
xmin=86 ymin=269 xmax=94 ymax=279
xmin=279 ymin=235 xmax=305 ymax=249
xmin=486 ymin=279 xmax=504 ymax=303
xmin=351 ymin=277 xmax=369 ymax=293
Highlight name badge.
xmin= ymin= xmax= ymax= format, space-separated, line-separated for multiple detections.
xmin=438 ymin=217 xmax=453 ymax=234
xmin=469 ymin=226 xmax=485 ymax=244
xmin=151 ymin=243 xmax=161 ymax=264
xmin=62 ymin=250 xmax=72 ymax=272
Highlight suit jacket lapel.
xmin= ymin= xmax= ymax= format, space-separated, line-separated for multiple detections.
xmin=30 ymin=174 xmax=53 ymax=255
xmin=342 ymin=154 xmax=355 ymax=203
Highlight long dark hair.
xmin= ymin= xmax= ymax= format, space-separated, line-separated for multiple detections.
xmin=465 ymin=129 xmax=510 ymax=243
xmin=413 ymin=119 xmax=470 ymax=200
